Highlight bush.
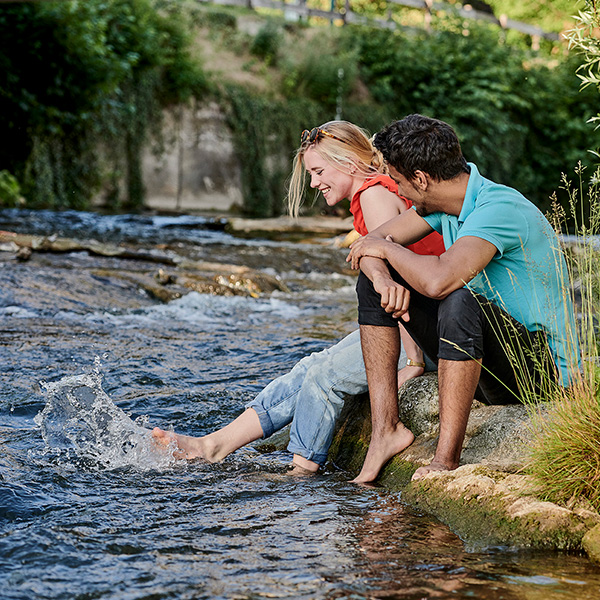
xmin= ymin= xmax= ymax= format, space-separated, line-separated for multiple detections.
xmin=0 ymin=170 xmax=22 ymax=207
xmin=0 ymin=0 xmax=207 ymax=210
xmin=203 ymin=9 xmax=237 ymax=30
xmin=527 ymin=165 xmax=600 ymax=510
xmin=250 ymin=21 xmax=283 ymax=65
xmin=224 ymin=85 xmax=327 ymax=217
xmin=339 ymin=20 xmax=599 ymax=212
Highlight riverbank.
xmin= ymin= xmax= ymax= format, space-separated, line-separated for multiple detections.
xmin=324 ymin=374 xmax=600 ymax=557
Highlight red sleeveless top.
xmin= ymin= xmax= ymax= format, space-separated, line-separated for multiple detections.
xmin=349 ymin=174 xmax=445 ymax=257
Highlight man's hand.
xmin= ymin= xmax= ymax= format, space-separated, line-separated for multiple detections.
xmin=347 ymin=235 xmax=394 ymax=270
xmin=372 ymin=272 xmax=411 ymax=321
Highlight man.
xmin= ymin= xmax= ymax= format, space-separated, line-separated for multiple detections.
xmin=347 ymin=114 xmax=580 ymax=484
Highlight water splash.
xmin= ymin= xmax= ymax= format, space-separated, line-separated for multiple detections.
xmin=34 ymin=364 xmax=178 ymax=471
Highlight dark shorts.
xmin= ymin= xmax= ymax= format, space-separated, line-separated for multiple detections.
xmin=356 ymin=270 xmax=556 ymax=405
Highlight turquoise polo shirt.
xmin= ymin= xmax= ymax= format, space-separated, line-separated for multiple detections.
xmin=422 ymin=163 xmax=580 ymax=385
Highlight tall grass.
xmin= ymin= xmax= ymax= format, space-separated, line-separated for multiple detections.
xmin=526 ymin=164 xmax=600 ymax=510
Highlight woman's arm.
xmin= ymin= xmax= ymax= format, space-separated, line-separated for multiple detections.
xmin=359 ymin=185 xmax=406 ymax=233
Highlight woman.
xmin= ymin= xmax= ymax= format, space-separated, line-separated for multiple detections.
xmin=153 ymin=121 xmax=444 ymax=473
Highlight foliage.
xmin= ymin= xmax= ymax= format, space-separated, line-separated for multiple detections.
xmin=202 ymin=8 xmax=238 ymax=30
xmin=0 ymin=170 xmax=22 ymax=208
xmin=224 ymin=85 xmax=327 ymax=217
xmin=481 ymin=0 xmax=583 ymax=33
xmin=337 ymin=20 xmax=599 ymax=213
xmin=250 ymin=21 xmax=283 ymax=65
xmin=282 ymin=41 xmax=359 ymax=112
xmin=564 ymin=0 xmax=600 ymax=158
xmin=0 ymin=0 xmax=207 ymax=210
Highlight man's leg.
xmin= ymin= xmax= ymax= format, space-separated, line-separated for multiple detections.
xmin=412 ymin=358 xmax=480 ymax=478
xmin=353 ymin=272 xmax=420 ymax=483
xmin=351 ymin=323 xmax=414 ymax=483
xmin=408 ymin=289 xmax=549 ymax=480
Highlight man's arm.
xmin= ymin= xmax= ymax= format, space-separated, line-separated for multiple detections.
xmin=352 ymin=209 xmax=438 ymax=319
xmin=349 ymin=235 xmax=498 ymax=314
xmin=366 ymin=209 xmax=434 ymax=245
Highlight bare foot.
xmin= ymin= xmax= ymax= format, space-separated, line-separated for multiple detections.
xmin=351 ymin=423 xmax=415 ymax=484
xmin=151 ymin=427 xmax=213 ymax=461
xmin=397 ymin=365 xmax=425 ymax=389
xmin=411 ymin=460 xmax=453 ymax=481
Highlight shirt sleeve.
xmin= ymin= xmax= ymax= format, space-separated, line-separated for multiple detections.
xmin=421 ymin=210 xmax=443 ymax=233
xmin=457 ymin=196 xmax=530 ymax=256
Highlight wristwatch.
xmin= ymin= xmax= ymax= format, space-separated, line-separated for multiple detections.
xmin=406 ymin=358 xmax=426 ymax=368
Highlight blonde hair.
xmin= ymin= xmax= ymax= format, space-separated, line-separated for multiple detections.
xmin=287 ymin=120 xmax=388 ymax=218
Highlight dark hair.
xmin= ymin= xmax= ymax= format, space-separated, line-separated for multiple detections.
xmin=372 ymin=114 xmax=469 ymax=182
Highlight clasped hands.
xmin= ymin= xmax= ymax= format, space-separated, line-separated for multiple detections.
xmin=347 ymin=234 xmax=411 ymax=322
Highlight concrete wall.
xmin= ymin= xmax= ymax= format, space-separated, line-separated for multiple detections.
xmin=143 ymin=101 xmax=243 ymax=213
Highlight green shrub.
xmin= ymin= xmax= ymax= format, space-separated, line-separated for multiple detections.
xmin=339 ymin=20 xmax=599 ymax=212
xmin=250 ymin=21 xmax=283 ymax=65
xmin=0 ymin=170 xmax=22 ymax=207
xmin=282 ymin=41 xmax=358 ymax=110
xmin=203 ymin=9 xmax=237 ymax=30
xmin=0 ymin=0 xmax=207 ymax=210
xmin=224 ymin=85 xmax=327 ymax=217
xmin=527 ymin=165 xmax=600 ymax=510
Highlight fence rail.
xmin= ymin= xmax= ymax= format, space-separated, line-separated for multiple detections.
xmin=200 ymin=0 xmax=560 ymax=43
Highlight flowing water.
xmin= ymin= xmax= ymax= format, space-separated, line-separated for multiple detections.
xmin=1 ymin=208 xmax=599 ymax=599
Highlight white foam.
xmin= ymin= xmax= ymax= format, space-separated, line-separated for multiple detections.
xmin=0 ymin=306 xmax=39 ymax=318
xmin=35 ymin=368 xmax=179 ymax=471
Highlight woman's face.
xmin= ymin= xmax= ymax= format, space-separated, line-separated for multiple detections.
xmin=303 ymin=147 xmax=356 ymax=207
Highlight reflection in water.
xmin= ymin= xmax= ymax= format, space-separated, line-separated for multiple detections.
xmin=347 ymin=493 xmax=598 ymax=599
xmin=1 ymin=209 xmax=600 ymax=600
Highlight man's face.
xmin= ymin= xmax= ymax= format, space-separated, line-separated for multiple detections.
xmin=387 ymin=165 xmax=430 ymax=217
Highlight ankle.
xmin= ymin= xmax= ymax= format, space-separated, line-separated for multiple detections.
xmin=292 ymin=454 xmax=320 ymax=473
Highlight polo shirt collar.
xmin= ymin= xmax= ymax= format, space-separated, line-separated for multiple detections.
xmin=457 ymin=163 xmax=482 ymax=225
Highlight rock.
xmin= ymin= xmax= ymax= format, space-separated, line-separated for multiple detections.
xmin=326 ymin=373 xmax=600 ymax=551
xmin=403 ymin=464 xmax=600 ymax=550
xmin=226 ymin=216 xmax=354 ymax=238
xmin=16 ymin=246 xmax=32 ymax=262
xmin=583 ymin=524 xmax=600 ymax=564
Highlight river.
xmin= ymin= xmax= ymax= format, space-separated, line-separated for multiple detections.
xmin=0 ymin=208 xmax=599 ymax=599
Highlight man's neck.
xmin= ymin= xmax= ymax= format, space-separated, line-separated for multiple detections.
xmin=429 ymin=172 xmax=470 ymax=216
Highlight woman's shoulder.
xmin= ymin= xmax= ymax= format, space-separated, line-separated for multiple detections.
xmin=358 ymin=175 xmax=406 ymax=206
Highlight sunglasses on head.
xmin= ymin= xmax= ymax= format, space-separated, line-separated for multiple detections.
xmin=300 ymin=127 xmax=346 ymax=145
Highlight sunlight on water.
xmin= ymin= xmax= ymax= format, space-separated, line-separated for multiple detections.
xmin=34 ymin=360 xmax=178 ymax=471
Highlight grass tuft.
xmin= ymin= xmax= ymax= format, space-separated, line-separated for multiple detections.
xmin=525 ymin=163 xmax=600 ymax=511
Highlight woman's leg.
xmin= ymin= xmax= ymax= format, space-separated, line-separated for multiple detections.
xmin=153 ymin=332 xmax=364 ymax=463
xmin=152 ymin=408 xmax=263 ymax=461
xmin=287 ymin=329 xmax=409 ymax=468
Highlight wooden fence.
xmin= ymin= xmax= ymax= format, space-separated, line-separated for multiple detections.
xmin=200 ymin=0 xmax=560 ymax=45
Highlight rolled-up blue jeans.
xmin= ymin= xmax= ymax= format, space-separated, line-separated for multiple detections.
xmin=246 ymin=328 xmax=434 ymax=465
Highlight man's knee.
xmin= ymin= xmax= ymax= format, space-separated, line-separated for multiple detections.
xmin=437 ymin=289 xmax=485 ymax=360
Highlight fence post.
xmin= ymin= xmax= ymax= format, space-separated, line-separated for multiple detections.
xmin=424 ymin=0 xmax=433 ymax=33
